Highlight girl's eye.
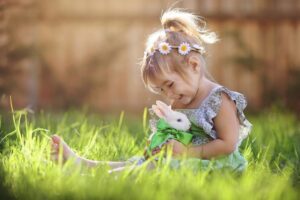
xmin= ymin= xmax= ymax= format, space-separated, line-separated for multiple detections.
xmin=158 ymin=82 xmax=173 ymax=93
xmin=168 ymin=82 xmax=174 ymax=88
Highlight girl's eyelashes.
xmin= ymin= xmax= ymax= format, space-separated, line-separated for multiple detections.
xmin=157 ymin=82 xmax=174 ymax=93
xmin=168 ymin=82 xmax=174 ymax=88
xmin=159 ymin=82 xmax=173 ymax=92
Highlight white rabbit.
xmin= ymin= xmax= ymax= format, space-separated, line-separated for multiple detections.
xmin=145 ymin=100 xmax=208 ymax=158
xmin=151 ymin=100 xmax=191 ymax=131
xmin=144 ymin=100 xmax=192 ymax=158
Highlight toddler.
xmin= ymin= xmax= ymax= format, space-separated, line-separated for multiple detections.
xmin=51 ymin=9 xmax=252 ymax=173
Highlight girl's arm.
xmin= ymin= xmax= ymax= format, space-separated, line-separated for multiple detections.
xmin=187 ymin=93 xmax=240 ymax=159
xmin=166 ymin=93 xmax=240 ymax=159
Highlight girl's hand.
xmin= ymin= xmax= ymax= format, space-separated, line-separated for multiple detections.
xmin=143 ymin=146 xmax=162 ymax=159
xmin=151 ymin=147 xmax=162 ymax=155
xmin=164 ymin=139 xmax=188 ymax=158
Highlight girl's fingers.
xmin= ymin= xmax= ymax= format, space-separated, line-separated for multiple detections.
xmin=152 ymin=147 xmax=161 ymax=155
xmin=166 ymin=139 xmax=174 ymax=145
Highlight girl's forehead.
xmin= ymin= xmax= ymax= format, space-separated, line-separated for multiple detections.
xmin=148 ymin=75 xmax=166 ymax=88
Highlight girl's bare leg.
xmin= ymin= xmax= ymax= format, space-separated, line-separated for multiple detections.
xmin=79 ymin=157 xmax=128 ymax=168
xmin=108 ymin=160 xmax=156 ymax=174
xmin=50 ymin=135 xmax=128 ymax=169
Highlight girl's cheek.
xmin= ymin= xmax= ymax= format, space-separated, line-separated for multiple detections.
xmin=173 ymin=86 xmax=180 ymax=94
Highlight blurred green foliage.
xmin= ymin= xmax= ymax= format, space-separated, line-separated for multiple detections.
xmin=0 ymin=107 xmax=299 ymax=199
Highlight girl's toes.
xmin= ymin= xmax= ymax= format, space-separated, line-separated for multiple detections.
xmin=51 ymin=143 xmax=58 ymax=150
xmin=51 ymin=134 xmax=62 ymax=145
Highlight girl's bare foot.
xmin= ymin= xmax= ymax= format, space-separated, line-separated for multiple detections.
xmin=50 ymin=134 xmax=81 ymax=165
xmin=50 ymin=135 xmax=129 ymax=169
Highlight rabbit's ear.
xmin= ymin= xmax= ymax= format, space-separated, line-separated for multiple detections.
xmin=152 ymin=105 xmax=166 ymax=119
xmin=156 ymin=100 xmax=172 ymax=112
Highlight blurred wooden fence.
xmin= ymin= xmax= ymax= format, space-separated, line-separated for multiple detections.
xmin=1 ymin=0 xmax=300 ymax=113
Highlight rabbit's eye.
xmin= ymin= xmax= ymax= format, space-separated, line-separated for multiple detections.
xmin=177 ymin=118 xmax=182 ymax=122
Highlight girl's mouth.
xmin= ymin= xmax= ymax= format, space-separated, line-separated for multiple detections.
xmin=178 ymin=95 xmax=185 ymax=102
xmin=179 ymin=95 xmax=190 ymax=104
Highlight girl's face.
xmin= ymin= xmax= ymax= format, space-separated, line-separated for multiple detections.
xmin=149 ymin=57 xmax=202 ymax=106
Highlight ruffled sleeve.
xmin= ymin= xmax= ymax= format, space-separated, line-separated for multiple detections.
xmin=191 ymin=86 xmax=252 ymax=146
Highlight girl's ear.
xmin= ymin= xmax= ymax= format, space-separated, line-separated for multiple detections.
xmin=187 ymin=55 xmax=201 ymax=73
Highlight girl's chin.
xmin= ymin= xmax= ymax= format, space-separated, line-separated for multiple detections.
xmin=179 ymin=96 xmax=192 ymax=105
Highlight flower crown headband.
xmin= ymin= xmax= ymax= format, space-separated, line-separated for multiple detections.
xmin=144 ymin=41 xmax=206 ymax=58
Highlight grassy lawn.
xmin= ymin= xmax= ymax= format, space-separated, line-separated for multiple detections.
xmin=0 ymin=107 xmax=299 ymax=200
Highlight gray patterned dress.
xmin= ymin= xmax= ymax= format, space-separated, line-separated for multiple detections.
xmin=128 ymin=85 xmax=253 ymax=171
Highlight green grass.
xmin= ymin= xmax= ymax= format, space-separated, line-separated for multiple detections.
xmin=0 ymin=107 xmax=299 ymax=200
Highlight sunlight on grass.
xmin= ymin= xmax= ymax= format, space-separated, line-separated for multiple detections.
xmin=0 ymin=107 xmax=299 ymax=200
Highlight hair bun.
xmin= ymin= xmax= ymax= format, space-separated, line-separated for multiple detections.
xmin=161 ymin=8 xmax=218 ymax=44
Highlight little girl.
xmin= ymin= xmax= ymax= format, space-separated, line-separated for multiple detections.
xmin=51 ymin=9 xmax=252 ymax=173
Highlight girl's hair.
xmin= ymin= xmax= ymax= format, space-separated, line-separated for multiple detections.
xmin=140 ymin=8 xmax=218 ymax=94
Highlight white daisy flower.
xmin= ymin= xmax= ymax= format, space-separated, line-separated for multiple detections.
xmin=178 ymin=42 xmax=191 ymax=55
xmin=158 ymin=42 xmax=171 ymax=55
xmin=192 ymin=44 xmax=206 ymax=54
